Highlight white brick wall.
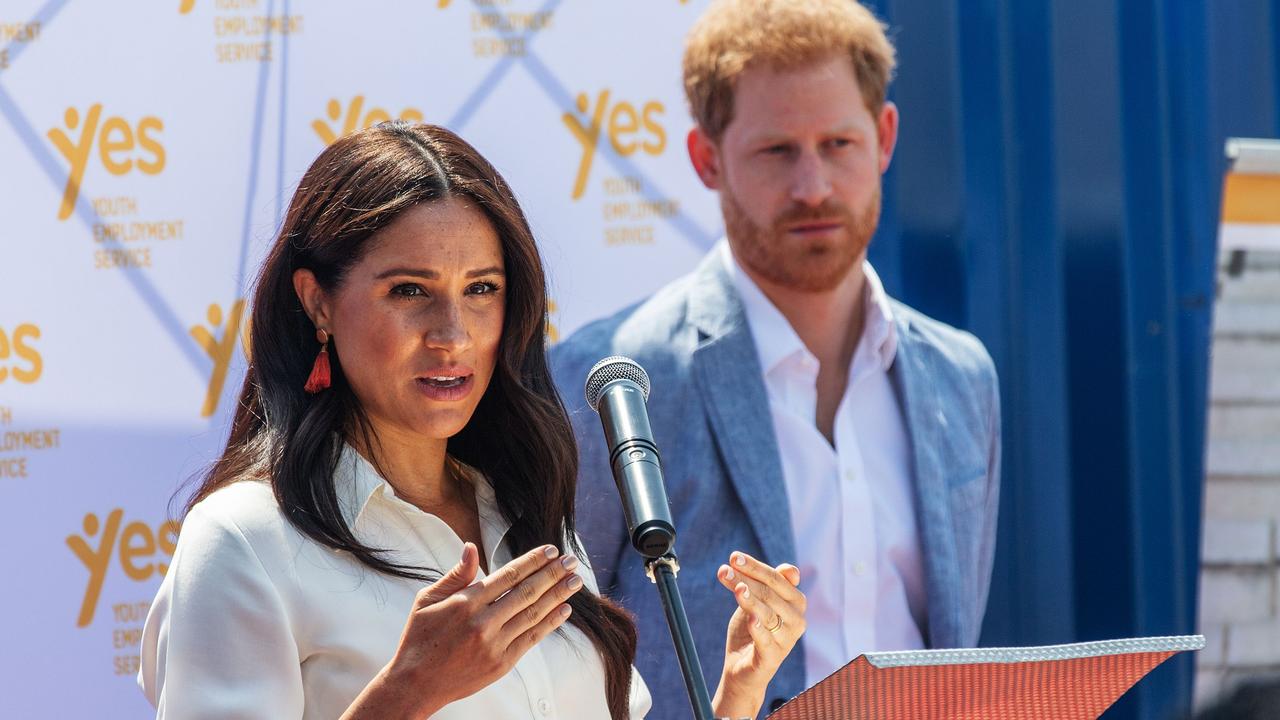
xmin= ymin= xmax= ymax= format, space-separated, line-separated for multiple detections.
xmin=1197 ymin=251 xmax=1280 ymax=706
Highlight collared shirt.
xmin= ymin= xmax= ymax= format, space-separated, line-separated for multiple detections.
xmin=139 ymin=445 xmax=651 ymax=719
xmin=721 ymin=241 xmax=927 ymax=687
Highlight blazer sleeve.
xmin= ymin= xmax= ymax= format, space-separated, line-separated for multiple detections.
xmin=973 ymin=354 xmax=1002 ymax=636
xmin=139 ymin=503 xmax=305 ymax=719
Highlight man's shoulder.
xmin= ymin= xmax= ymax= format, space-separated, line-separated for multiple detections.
xmin=550 ymin=271 xmax=703 ymax=384
xmin=890 ymin=299 xmax=996 ymax=383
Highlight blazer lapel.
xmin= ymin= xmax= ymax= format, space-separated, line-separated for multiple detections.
xmin=688 ymin=253 xmax=797 ymax=567
xmin=891 ymin=314 xmax=964 ymax=649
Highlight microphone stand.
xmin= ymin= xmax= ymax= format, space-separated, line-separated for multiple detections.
xmin=643 ymin=551 xmax=715 ymax=720
xmin=585 ymin=358 xmax=718 ymax=718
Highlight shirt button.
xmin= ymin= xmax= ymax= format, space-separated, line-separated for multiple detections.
xmin=843 ymin=468 xmax=856 ymax=482
xmin=854 ymin=561 xmax=867 ymax=577
xmin=538 ymin=698 xmax=551 ymax=715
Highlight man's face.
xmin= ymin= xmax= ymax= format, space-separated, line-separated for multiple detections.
xmin=697 ymin=54 xmax=898 ymax=292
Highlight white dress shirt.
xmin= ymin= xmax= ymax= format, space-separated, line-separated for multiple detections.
xmin=722 ymin=241 xmax=927 ymax=687
xmin=138 ymin=445 xmax=651 ymax=719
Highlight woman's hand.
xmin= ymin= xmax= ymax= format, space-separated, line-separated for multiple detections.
xmin=343 ymin=542 xmax=584 ymax=719
xmin=711 ymin=551 xmax=806 ymax=719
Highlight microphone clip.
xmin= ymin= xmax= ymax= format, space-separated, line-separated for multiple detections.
xmin=644 ymin=552 xmax=681 ymax=584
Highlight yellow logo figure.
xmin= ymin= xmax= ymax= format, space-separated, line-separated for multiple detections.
xmin=546 ymin=299 xmax=560 ymax=344
xmin=191 ymin=299 xmax=247 ymax=418
xmin=312 ymin=97 xmax=425 ymax=146
xmin=47 ymin=105 xmax=166 ymax=220
xmin=438 ymin=0 xmax=451 ymax=7
xmin=562 ymin=90 xmax=666 ymax=200
xmin=179 ymin=0 xmax=195 ymax=13
xmin=0 ymin=324 xmax=43 ymax=384
xmin=67 ymin=510 xmax=179 ymax=628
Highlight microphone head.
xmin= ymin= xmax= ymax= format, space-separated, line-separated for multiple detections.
xmin=584 ymin=355 xmax=651 ymax=410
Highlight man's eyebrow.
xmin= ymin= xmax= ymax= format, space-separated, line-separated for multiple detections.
xmin=750 ymin=124 xmax=865 ymax=143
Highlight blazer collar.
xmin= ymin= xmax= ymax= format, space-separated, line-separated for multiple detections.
xmin=889 ymin=313 xmax=965 ymax=649
xmin=687 ymin=251 xmax=798 ymax=567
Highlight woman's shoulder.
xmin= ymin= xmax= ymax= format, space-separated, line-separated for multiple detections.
xmin=183 ymin=479 xmax=298 ymax=553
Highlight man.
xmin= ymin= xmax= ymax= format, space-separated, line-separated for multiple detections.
xmin=551 ymin=1 xmax=1001 ymax=717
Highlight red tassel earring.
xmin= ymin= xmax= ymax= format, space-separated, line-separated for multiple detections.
xmin=304 ymin=329 xmax=331 ymax=393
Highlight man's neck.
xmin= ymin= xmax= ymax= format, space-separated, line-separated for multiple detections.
xmin=740 ymin=256 xmax=868 ymax=376
xmin=738 ymin=253 xmax=868 ymax=444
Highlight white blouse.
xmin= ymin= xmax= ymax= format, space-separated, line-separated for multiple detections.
xmin=138 ymin=446 xmax=651 ymax=719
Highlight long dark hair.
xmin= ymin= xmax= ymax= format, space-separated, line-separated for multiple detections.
xmin=187 ymin=122 xmax=636 ymax=718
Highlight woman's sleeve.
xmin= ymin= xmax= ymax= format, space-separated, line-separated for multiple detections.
xmin=629 ymin=665 xmax=654 ymax=720
xmin=138 ymin=502 xmax=305 ymax=719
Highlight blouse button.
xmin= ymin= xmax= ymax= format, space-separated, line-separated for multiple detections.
xmin=538 ymin=698 xmax=551 ymax=715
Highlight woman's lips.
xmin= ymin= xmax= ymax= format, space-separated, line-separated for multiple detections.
xmin=415 ymin=372 xmax=475 ymax=402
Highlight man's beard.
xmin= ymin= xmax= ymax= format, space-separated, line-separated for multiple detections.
xmin=722 ymin=183 xmax=880 ymax=293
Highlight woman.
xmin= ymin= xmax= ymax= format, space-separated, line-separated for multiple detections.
xmin=139 ymin=122 xmax=806 ymax=719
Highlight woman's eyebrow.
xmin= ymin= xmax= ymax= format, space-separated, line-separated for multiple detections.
xmin=375 ymin=267 xmax=438 ymax=280
xmin=373 ymin=266 xmax=505 ymax=279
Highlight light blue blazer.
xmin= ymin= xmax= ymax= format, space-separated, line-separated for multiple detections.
xmin=550 ymin=250 xmax=1001 ymax=720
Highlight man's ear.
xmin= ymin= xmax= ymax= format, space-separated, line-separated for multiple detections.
xmin=292 ymin=269 xmax=332 ymax=332
xmin=687 ymin=127 xmax=723 ymax=190
xmin=876 ymin=101 xmax=900 ymax=174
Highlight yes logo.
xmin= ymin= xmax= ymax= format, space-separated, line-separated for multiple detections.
xmin=191 ymin=300 xmax=250 ymax=418
xmin=47 ymin=105 xmax=166 ymax=221
xmin=562 ymin=90 xmax=666 ymax=200
xmin=67 ymin=509 xmax=180 ymax=628
xmin=312 ymin=97 xmax=425 ymax=146
xmin=0 ymin=324 xmax=43 ymax=384
xmin=179 ymin=0 xmax=195 ymax=13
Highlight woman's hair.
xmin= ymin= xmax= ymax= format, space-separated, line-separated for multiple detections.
xmin=683 ymin=0 xmax=896 ymax=141
xmin=186 ymin=122 xmax=636 ymax=719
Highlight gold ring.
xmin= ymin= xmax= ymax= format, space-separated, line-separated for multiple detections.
xmin=763 ymin=614 xmax=783 ymax=633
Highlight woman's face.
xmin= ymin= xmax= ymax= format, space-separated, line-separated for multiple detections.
xmin=300 ymin=197 xmax=506 ymax=446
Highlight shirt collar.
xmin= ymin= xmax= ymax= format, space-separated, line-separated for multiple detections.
xmin=334 ymin=443 xmax=512 ymax=567
xmin=720 ymin=240 xmax=808 ymax=374
xmin=861 ymin=260 xmax=899 ymax=371
xmin=720 ymin=239 xmax=899 ymax=375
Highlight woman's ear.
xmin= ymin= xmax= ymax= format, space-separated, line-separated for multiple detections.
xmin=292 ymin=269 xmax=332 ymax=331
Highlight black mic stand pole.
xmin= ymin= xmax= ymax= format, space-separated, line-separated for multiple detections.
xmin=642 ymin=550 xmax=716 ymax=720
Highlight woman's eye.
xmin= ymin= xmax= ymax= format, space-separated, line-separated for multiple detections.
xmin=467 ymin=281 xmax=502 ymax=295
xmin=391 ymin=284 xmax=426 ymax=297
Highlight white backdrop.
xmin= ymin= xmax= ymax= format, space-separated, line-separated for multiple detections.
xmin=0 ymin=1 xmax=720 ymax=715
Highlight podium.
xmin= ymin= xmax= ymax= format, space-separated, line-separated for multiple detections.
xmin=766 ymin=635 xmax=1204 ymax=719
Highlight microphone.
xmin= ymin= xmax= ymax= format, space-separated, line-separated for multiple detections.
xmin=584 ymin=355 xmax=676 ymax=558
xmin=585 ymin=356 xmax=715 ymax=719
